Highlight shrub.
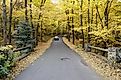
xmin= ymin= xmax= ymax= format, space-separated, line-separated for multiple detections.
xmin=12 ymin=21 xmax=35 ymax=54
xmin=0 ymin=45 xmax=20 ymax=79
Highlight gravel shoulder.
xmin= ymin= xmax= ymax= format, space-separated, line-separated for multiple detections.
xmin=63 ymin=37 xmax=121 ymax=80
xmin=7 ymin=38 xmax=53 ymax=80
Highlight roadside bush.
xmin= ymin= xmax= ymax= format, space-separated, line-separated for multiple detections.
xmin=0 ymin=45 xmax=20 ymax=79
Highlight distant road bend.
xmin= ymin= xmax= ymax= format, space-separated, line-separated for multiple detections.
xmin=15 ymin=38 xmax=101 ymax=80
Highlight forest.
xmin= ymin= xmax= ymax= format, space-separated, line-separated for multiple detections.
xmin=0 ymin=0 xmax=121 ymax=79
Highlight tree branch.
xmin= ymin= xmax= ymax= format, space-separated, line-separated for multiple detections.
xmin=96 ymin=5 xmax=104 ymax=28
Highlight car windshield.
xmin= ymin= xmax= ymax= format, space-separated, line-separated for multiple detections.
xmin=55 ymin=36 xmax=59 ymax=38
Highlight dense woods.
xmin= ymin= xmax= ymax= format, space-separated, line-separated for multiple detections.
xmin=62 ymin=0 xmax=121 ymax=48
xmin=0 ymin=0 xmax=121 ymax=79
xmin=0 ymin=0 xmax=120 ymax=47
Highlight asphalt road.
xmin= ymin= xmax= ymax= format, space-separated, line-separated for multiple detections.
xmin=15 ymin=38 xmax=101 ymax=80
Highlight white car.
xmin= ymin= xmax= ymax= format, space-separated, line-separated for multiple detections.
xmin=54 ymin=36 xmax=59 ymax=41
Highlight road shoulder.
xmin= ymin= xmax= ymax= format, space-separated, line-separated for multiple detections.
xmin=8 ymin=38 xmax=53 ymax=80
xmin=63 ymin=37 xmax=121 ymax=80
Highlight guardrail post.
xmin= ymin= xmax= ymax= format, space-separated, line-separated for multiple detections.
xmin=85 ymin=43 xmax=91 ymax=52
xmin=108 ymin=47 xmax=117 ymax=62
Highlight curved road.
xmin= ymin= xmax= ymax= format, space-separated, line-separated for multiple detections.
xmin=15 ymin=38 xmax=101 ymax=80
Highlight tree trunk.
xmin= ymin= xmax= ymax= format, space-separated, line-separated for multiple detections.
xmin=95 ymin=0 xmax=104 ymax=29
xmin=30 ymin=0 xmax=32 ymax=22
xmin=104 ymin=0 xmax=109 ymax=29
xmin=88 ymin=0 xmax=90 ymax=43
xmin=91 ymin=0 xmax=94 ymax=25
xmin=68 ymin=16 xmax=71 ymax=42
xmin=30 ymin=0 xmax=34 ymax=38
xmin=96 ymin=12 xmax=98 ymax=27
xmin=36 ymin=23 xmax=39 ymax=45
xmin=0 ymin=17 xmax=3 ymax=36
xmin=40 ymin=19 xmax=43 ymax=41
xmin=80 ymin=0 xmax=84 ymax=48
xmin=65 ymin=10 xmax=70 ymax=42
xmin=103 ymin=0 xmax=110 ymax=54
xmin=8 ymin=0 xmax=13 ymax=44
xmin=36 ymin=12 xmax=42 ymax=44
xmin=25 ymin=0 xmax=28 ymax=21
xmin=72 ymin=7 xmax=75 ymax=44
xmin=36 ymin=0 xmax=46 ymax=43
xmin=95 ymin=0 xmax=98 ymax=53
xmin=2 ymin=0 xmax=7 ymax=45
